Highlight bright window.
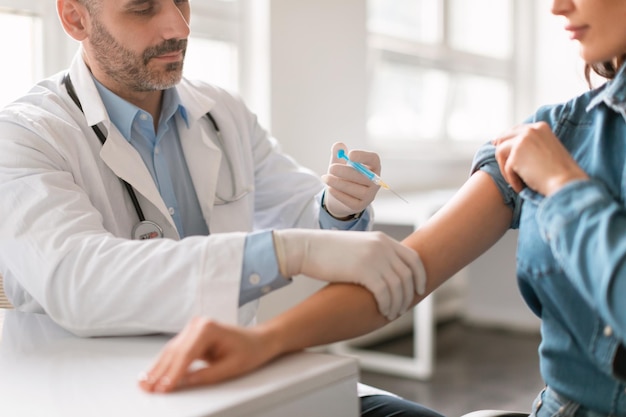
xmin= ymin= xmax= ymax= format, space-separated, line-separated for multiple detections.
xmin=0 ymin=11 xmax=41 ymax=107
xmin=367 ymin=0 xmax=524 ymax=152
xmin=186 ymin=0 xmax=241 ymax=92
xmin=185 ymin=37 xmax=239 ymax=92
xmin=0 ymin=0 xmax=241 ymax=109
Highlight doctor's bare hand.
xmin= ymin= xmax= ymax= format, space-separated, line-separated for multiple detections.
xmin=273 ymin=229 xmax=426 ymax=320
xmin=139 ymin=317 xmax=274 ymax=393
xmin=322 ymin=142 xmax=381 ymax=219
xmin=492 ymin=122 xmax=588 ymax=196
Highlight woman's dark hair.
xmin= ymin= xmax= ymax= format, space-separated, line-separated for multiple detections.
xmin=585 ymin=54 xmax=626 ymax=88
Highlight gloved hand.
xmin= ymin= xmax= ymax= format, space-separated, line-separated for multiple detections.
xmin=321 ymin=142 xmax=381 ymax=219
xmin=273 ymin=229 xmax=427 ymax=320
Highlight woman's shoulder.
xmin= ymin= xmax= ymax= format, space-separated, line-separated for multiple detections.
xmin=530 ymin=85 xmax=606 ymax=126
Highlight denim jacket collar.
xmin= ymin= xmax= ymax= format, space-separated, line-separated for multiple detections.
xmin=587 ymin=63 xmax=626 ymax=122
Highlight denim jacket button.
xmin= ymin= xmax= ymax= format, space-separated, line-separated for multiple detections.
xmin=604 ymin=325 xmax=614 ymax=337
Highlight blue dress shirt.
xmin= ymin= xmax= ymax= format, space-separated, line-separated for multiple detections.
xmin=94 ymin=79 xmax=369 ymax=307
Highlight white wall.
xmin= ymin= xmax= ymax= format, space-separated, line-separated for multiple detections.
xmin=264 ymin=0 xmax=368 ymax=177
xmin=253 ymin=0 xmax=594 ymax=332
xmin=23 ymin=0 xmax=590 ymax=331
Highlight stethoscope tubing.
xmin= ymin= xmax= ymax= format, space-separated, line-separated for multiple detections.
xmin=63 ymin=73 xmax=148 ymax=222
xmin=63 ymin=73 xmax=249 ymax=238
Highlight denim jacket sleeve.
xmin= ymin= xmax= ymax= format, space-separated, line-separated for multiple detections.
xmin=470 ymin=142 xmax=524 ymax=229
xmin=537 ymin=179 xmax=626 ymax=341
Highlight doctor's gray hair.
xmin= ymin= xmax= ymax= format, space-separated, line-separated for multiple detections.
xmin=77 ymin=0 xmax=101 ymax=15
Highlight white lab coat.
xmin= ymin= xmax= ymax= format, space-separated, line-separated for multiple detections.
xmin=0 ymin=53 xmax=369 ymax=336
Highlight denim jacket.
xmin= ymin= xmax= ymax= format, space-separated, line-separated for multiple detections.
xmin=472 ymin=63 xmax=626 ymax=415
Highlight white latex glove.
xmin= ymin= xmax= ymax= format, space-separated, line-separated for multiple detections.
xmin=273 ymin=229 xmax=427 ymax=320
xmin=321 ymin=142 xmax=381 ymax=219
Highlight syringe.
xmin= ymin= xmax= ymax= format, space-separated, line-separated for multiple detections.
xmin=337 ymin=149 xmax=408 ymax=203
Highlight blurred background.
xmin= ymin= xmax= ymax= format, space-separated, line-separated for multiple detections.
xmin=0 ymin=1 xmax=594 ymax=414
xmin=0 ymin=0 xmax=588 ymax=187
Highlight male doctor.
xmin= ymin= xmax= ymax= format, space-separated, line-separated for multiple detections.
xmin=0 ymin=0 xmax=424 ymax=339
xmin=0 ymin=1 xmax=434 ymax=415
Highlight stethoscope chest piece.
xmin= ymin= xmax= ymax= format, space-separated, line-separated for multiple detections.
xmin=132 ymin=220 xmax=164 ymax=240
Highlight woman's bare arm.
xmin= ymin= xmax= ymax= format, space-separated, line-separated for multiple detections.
xmin=139 ymin=171 xmax=513 ymax=392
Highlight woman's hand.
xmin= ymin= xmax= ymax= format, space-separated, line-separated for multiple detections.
xmin=138 ymin=317 xmax=279 ymax=393
xmin=492 ymin=122 xmax=588 ymax=196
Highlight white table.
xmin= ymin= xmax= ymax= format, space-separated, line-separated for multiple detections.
xmin=0 ymin=309 xmax=359 ymax=417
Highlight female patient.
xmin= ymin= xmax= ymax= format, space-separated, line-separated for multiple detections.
xmin=140 ymin=1 xmax=626 ymax=416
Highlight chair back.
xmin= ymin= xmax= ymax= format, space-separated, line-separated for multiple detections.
xmin=0 ymin=274 xmax=13 ymax=309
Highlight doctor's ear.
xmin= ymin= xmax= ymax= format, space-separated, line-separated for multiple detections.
xmin=57 ymin=0 xmax=91 ymax=41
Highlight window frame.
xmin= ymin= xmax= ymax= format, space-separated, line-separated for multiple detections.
xmin=0 ymin=0 xmax=242 ymax=83
xmin=366 ymin=0 xmax=536 ymax=160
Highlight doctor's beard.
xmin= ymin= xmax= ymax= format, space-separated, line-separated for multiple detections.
xmin=88 ymin=18 xmax=187 ymax=92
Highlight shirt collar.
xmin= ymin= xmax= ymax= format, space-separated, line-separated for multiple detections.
xmin=92 ymin=77 xmax=190 ymax=140
xmin=586 ymin=63 xmax=626 ymax=121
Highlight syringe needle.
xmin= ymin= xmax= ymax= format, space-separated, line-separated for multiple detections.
xmin=387 ymin=186 xmax=409 ymax=204
xmin=377 ymin=180 xmax=409 ymax=204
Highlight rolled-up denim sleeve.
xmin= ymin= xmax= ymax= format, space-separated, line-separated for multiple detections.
xmin=470 ymin=141 xmax=523 ymax=229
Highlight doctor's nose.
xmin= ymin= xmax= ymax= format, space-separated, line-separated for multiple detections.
xmin=158 ymin=1 xmax=191 ymax=41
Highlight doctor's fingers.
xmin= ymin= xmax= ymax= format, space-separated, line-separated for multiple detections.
xmin=390 ymin=244 xmax=426 ymax=312
xmin=366 ymin=244 xmax=421 ymax=320
xmin=328 ymin=142 xmax=349 ymax=166
xmin=325 ymin=163 xmax=377 ymax=187
xmin=380 ymin=261 xmax=416 ymax=320
xmin=345 ymin=149 xmax=382 ymax=175
xmin=324 ymin=178 xmax=375 ymax=204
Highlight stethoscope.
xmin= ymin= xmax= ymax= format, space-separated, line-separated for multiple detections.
xmin=63 ymin=73 xmax=250 ymax=240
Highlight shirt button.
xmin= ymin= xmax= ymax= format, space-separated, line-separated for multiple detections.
xmin=604 ymin=325 xmax=613 ymax=337
xmin=168 ymin=207 xmax=175 ymax=215
xmin=154 ymin=146 xmax=160 ymax=155
xmin=140 ymin=113 xmax=149 ymax=121
xmin=249 ymin=273 xmax=261 ymax=285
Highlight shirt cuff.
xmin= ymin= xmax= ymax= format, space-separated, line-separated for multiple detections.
xmin=319 ymin=190 xmax=371 ymax=231
xmin=239 ymin=230 xmax=292 ymax=307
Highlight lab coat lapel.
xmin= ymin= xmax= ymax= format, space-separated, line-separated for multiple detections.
xmin=99 ymin=129 xmax=173 ymax=226
xmin=68 ymin=54 xmax=175 ymax=230
xmin=176 ymin=82 xmax=221 ymax=223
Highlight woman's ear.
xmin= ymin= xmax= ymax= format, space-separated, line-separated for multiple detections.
xmin=57 ymin=0 xmax=90 ymax=41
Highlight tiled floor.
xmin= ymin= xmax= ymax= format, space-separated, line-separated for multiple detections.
xmin=359 ymin=320 xmax=545 ymax=417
